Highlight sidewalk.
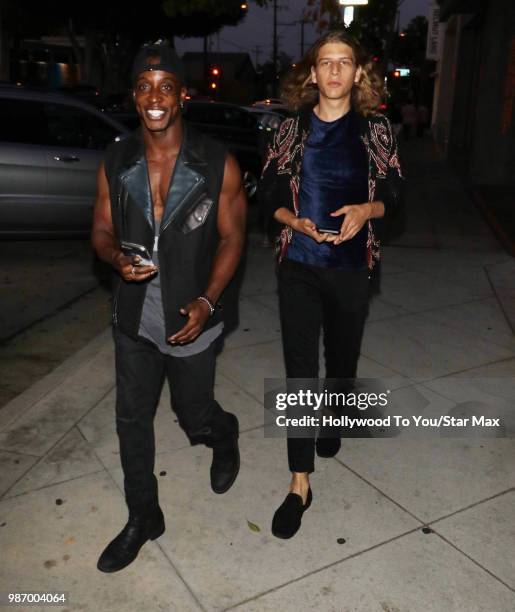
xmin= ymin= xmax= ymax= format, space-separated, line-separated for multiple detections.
xmin=1 ymin=136 xmax=515 ymax=612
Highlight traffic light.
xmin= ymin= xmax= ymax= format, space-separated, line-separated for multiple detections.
xmin=209 ymin=65 xmax=222 ymax=92
xmin=392 ymin=68 xmax=410 ymax=78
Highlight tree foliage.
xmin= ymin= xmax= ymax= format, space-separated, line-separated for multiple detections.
xmin=346 ymin=0 xmax=399 ymax=59
xmin=4 ymin=0 xmax=255 ymax=43
xmin=390 ymin=16 xmax=429 ymax=67
xmin=162 ymin=0 xmax=249 ymax=38
xmin=304 ymin=0 xmax=343 ymax=33
xmin=302 ymin=0 xmax=400 ymax=58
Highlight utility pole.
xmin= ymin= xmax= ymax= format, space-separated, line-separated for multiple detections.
xmin=0 ymin=3 xmax=5 ymax=81
xmin=272 ymin=0 xmax=278 ymax=94
xmin=203 ymin=35 xmax=210 ymax=95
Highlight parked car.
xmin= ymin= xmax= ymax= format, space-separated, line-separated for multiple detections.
xmin=57 ymin=84 xmax=102 ymax=106
xmin=243 ymin=106 xmax=284 ymax=131
xmin=97 ymin=91 xmax=133 ymax=114
xmin=252 ymin=98 xmax=289 ymax=115
xmin=252 ymin=97 xmax=284 ymax=107
xmin=0 ymin=86 xmax=129 ymax=237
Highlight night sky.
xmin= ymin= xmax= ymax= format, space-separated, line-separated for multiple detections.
xmin=174 ymin=0 xmax=432 ymax=64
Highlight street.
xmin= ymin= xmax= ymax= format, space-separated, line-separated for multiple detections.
xmin=0 ymin=239 xmax=112 ymax=407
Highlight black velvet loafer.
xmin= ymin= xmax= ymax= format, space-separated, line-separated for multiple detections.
xmin=271 ymin=488 xmax=313 ymax=539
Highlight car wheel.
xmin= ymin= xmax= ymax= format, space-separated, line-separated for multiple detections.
xmin=243 ymin=170 xmax=258 ymax=199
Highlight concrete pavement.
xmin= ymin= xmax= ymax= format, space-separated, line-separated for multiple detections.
xmin=1 ymin=136 xmax=514 ymax=611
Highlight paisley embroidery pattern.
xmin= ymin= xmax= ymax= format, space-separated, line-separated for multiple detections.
xmin=262 ymin=112 xmax=402 ymax=268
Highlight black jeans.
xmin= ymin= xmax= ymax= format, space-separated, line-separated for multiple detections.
xmin=277 ymin=258 xmax=370 ymax=473
xmin=113 ymin=327 xmax=236 ymax=515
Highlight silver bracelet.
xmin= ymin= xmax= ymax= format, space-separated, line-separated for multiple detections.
xmin=196 ymin=294 xmax=215 ymax=316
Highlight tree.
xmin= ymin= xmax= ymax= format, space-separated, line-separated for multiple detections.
xmin=162 ymin=0 xmax=252 ymax=93
xmin=302 ymin=0 xmax=401 ymax=62
xmin=304 ymin=0 xmax=343 ymax=32
xmin=390 ymin=16 xmax=428 ymax=67
xmin=346 ymin=0 xmax=400 ymax=63
xmin=390 ymin=16 xmax=434 ymax=105
xmin=162 ymin=0 xmax=249 ymax=39
xmin=4 ymin=0 xmax=269 ymax=91
xmin=2 ymin=0 xmax=166 ymax=88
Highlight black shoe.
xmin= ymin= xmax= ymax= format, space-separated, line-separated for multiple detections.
xmin=210 ymin=414 xmax=240 ymax=494
xmin=271 ymin=488 xmax=313 ymax=539
xmin=97 ymin=506 xmax=165 ymax=573
xmin=316 ymin=436 xmax=341 ymax=458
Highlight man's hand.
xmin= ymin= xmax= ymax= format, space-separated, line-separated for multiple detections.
xmin=92 ymin=161 xmax=160 ymax=282
xmin=168 ymin=299 xmax=211 ymax=345
xmin=112 ymin=252 xmax=157 ymax=282
xmin=292 ymin=217 xmax=331 ymax=243
xmin=327 ymin=203 xmax=372 ymax=245
xmin=327 ymin=201 xmax=385 ymax=245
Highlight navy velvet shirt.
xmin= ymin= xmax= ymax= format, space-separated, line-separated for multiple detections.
xmin=286 ymin=108 xmax=369 ymax=269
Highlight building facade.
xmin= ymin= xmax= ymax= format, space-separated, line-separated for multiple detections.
xmin=432 ymin=0 xmax=515 ymax=186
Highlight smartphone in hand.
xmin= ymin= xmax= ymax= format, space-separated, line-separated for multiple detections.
xmin=120 ymin=241 xmax=154 ymax=267
xmin=316 ymin=227 xmax=340 ymax=235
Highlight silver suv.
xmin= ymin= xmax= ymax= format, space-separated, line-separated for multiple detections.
xmin=0 ymin=86 xmax=129 ymax=237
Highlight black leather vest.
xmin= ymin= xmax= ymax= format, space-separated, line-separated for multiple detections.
xmin=103 ymin=122 xmax=227 ymax=340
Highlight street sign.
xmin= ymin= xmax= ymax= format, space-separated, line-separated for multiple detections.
xmin=426 ymin=2 xmax=442 ymax=61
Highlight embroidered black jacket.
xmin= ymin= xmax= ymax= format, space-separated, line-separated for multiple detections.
xmin=258 ymin=105 xmax=405 ymax=270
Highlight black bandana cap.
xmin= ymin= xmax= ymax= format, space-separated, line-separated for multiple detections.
xmin=131 ymin=41 xmax=185 ymax=84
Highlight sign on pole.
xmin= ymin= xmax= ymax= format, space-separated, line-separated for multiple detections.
xmin=426 ymin=1 xmax=441 ymax=61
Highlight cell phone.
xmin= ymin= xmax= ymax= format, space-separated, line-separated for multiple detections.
xmin=120 ymin=241 xmax=154 ymax=267
xmin=316 ymin=227 xmax=340 ymax=235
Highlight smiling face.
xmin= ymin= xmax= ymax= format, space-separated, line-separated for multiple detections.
xmin=133 ymin=67 xmax=186 ymax=133
xmin=310 ymin=42 xmax=362 ymax=103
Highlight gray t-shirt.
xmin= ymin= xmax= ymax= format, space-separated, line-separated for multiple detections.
xmin=138 ymin=218 xmax=223 ymax=356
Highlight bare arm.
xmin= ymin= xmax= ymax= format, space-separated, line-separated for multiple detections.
xmin=205 ymin=153 xmax=247 ymax=303
xmin=91 ymin=161 xmax=156 ymax=281
xmin=169 ymin=153 xmax=247 ymax=344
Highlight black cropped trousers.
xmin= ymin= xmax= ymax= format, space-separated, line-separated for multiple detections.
xmin=277 ymin=257 xmax=370 ymax=473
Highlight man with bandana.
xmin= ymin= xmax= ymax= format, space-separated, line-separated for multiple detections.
xmin=92 ymin=41 xmax=246 ymax=572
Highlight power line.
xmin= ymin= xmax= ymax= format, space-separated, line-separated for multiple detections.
xmin=218 ymin=37 xmax=250 ymax=52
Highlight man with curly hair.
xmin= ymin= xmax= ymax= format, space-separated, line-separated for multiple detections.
xmin=258 ymin=30 xmax=404 ymax=539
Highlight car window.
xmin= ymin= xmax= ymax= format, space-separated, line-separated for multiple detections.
xmin=184 ymin=105 xmax=256 ymax=130
xmin=223 ymin=108 xmax=256 ymax=129
xmin=186 ymin=105 xmax=221 ymax=125
xmin=208 ymin=107 xmax=229 ymax=125
xmin=0 ymin=98 xmax=48 ymax=145
xmin=184 ymin=104 xmax=218 ymax=124
xmin=44 ymin=103 xmax=120 ymax=150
